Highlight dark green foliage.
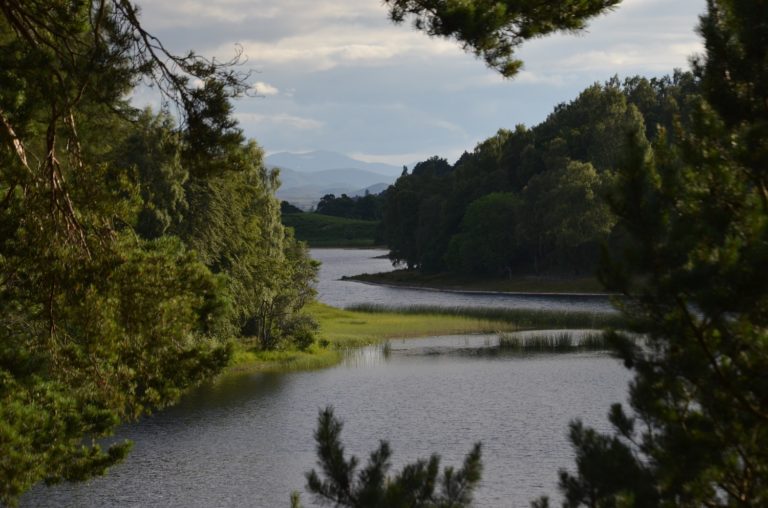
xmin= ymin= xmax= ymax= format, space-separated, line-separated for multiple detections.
xmin=411 ymin=156 xmax=452 ymax=177
xmin=385 ymin=0 xmax=621 ymax=77
xmin=544 ymin=1 xmax=768 ymax=505
xmin=315 ymin=191 xmax=384 ymax=221
xmin=304 ymin=407 xmax=482 ymax=508
xmin=112 ymin=110 xmax=188 ymax=239
xmin=445 ymin=192 xmax=521 ymax=275
xmin=281 ymin=200 xmax=304 ymax=214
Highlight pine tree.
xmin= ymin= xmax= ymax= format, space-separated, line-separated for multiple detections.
xmin=539 ymin=1 xmax=768 ymax=505
xmin=301 ymin=407 xmax=482 ymax=508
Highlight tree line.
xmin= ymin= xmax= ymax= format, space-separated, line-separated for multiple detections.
xmin=380 ymin=71 xmax=699 ymax=276
xmin=308 ymin=191 xmax=385 ymax=221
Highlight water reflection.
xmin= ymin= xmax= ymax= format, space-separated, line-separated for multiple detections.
xmin=344 ymin=330 xmax=611 ymax=368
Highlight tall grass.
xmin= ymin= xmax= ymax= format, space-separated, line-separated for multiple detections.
xmin=346 ymin=304 xmax=625 ymax=330
xmin=497 ymin=331 xmax=609 ymax=352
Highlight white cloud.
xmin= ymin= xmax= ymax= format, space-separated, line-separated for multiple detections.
xmin=253 ymin=81 xmax=279 ymax=96
xmin=220 ymin=27 xmax=458 ymax=72
xmin=136 ymin=0 xmax=706 ymax=158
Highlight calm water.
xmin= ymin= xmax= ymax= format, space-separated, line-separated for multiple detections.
xmin=23 ymin=249 xmax=629 ymax=508
xmin=312 ymin=248 xmax=614 ymax=313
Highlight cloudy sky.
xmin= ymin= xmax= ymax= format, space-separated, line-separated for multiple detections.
xmin=135 ymin=0 xmax=706 ymax=166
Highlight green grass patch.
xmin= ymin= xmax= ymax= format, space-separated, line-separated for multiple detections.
xmin=229 ymin=342 xmax=341 ymax=373
xmin=309 ymin=301 xmax=519 ymax=347
xmin=225 ymin=302 xmax=624 ymax=374
xmin=346 ymin=269 xmax=607 ymax=294
xmin=346 ymin=304 xmax=625 ymax=330
xmin=282 ymin=213 xmax=379 ymax=247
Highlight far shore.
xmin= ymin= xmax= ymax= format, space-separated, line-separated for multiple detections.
xmin=343 ymin=269 xmax=613 ymax=296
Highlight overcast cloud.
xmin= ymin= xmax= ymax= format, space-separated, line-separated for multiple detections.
xmin=135 ymin=0 xmax=706 ymax=165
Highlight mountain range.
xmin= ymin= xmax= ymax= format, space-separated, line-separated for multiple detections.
xmin=266 ymin=151 xmax=402 ymax=209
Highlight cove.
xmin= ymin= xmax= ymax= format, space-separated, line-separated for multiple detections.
xmin=22 ymin=249 xmax=629 ymax=507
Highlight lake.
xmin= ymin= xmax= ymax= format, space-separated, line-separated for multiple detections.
xmin=313 ymin=248 xmax=614 ymax=313
xmin=23 ymin=249 xmax=629 ymax=508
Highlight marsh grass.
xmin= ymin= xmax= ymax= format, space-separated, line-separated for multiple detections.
xmin=310 ymin=302 xmax=519 ymax=347
xmin=497 ymin=331 xmax=609 ymax=352
xmin=347 ymin=304 xmax=625 ymax=330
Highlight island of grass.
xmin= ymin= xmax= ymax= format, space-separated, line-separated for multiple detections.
xmin=281 ymin=212 xmax=380 ymax=247
xmin=344 ymin=269 xmax=609 ymax=295
xmin=227 ymin=301 xmax=624 ymax=373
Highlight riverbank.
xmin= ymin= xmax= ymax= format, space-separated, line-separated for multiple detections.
xmin=344 ymin=269 xmax=608 ymax=295
xmin=227 ymin=301 xmax=520 ymax=373
xmin=226 ymin=300 xmax=621 ymax=373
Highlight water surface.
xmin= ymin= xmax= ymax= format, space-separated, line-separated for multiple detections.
xmin=312 ymin=248 xmax=614 ymax=313
xmin=25 ymin=335 xmax=630 ymax=507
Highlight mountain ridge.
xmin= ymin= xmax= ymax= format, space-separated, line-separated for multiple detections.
xmin=266 ymin=150 xmax=404 ymax=177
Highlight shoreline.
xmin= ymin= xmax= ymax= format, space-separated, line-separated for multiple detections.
xmin=343 ymin=270 xmax=615 ymax=297
xmin=224 ymin=300 xmax=621 ymax=375
xmin=346 ymin=278 xmax=614 ymax=299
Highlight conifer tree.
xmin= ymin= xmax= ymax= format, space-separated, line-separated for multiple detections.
xmin=535 ymin=1 xmax=768 ymax=505
xmin=385 ymin=0 xmax=621 ymax=77
xmin=302 ymin=407 xmax=483 ymax=508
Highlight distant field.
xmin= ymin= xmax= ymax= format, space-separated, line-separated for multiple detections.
xmin=282 ymin=212 xmax=380 ymax=247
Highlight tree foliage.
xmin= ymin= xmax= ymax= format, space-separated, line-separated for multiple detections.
xmin=315 ymin=192 xmax=384 ymax=221
xmin=385 ymin=0 xmax=621 ymax=77
xmin=302 ymin=407 xmax=482 ymax=508
xmin=0 ymin=1 xmax=317 ymax=504
xmin=535 ymin=1 xmax=768 ymax=505
xmin=381 ymin=75 xmax=691 ymax=276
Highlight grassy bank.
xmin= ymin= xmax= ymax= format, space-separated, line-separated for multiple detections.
xmin=346 ymin=269 xmax=607 ymax=294
xmin=347 ymin=304 xmax=625 ymax=330
xmin=282 ymin=213 xmax=380 ymax=247
xmin=226 ymin=301 xmax=623 ymax=373
xmin=310 ymin=301 xmax=522 ymax=347
xmin=227 ymin=301 xmax=524 ymax=373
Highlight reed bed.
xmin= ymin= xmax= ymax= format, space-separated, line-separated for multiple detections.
xmin=497 ymin=331 xmax=610 ymax=352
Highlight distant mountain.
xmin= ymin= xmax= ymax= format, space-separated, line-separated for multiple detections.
xmin=266 ymin=150 xmax=404 ymax=177
xmin=273 ymin=165 xmax=394 ymax=210
xmin=352 ymin=182 xmax=390 ymax=196
xmin=267 ymin=151 xmax=400 ymax=209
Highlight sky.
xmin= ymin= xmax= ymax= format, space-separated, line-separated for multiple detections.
xmin=135 ymin=0 xmax=706 ymax=166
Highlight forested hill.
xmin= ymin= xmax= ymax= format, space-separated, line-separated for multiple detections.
xmin=381 ymin=72 xmax=699 ymax=276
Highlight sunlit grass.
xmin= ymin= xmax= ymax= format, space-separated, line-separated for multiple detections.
xmin=309 ymin=301 xmax=518 ymax=347
xmin=347 ymin=303 xmax=625 ymax=330
xmin=229 ymin=342 xmax=341 ymax=373
xmin=226 ymin=302 xmax=622 ymax=374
